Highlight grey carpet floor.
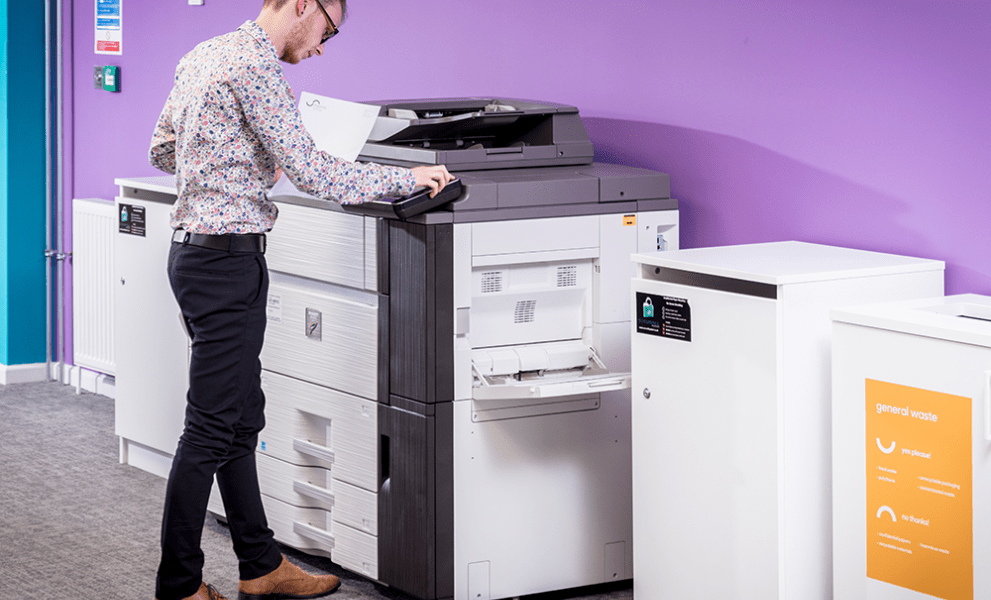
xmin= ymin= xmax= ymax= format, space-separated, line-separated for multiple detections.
xmin=0 ymin=381 xmax=632 ymax=600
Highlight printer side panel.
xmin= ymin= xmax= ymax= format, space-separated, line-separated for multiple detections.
xmin=388 ymin=220 xmax=455 ymax=404
xmin=379 ymin=220 xmax=456 ymax=600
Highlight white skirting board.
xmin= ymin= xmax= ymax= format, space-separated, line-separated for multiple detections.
xmin=66 ymin=365 xmax=116 ymax=398
xmin=0 ymin=363 xmax=48 ymax=385
xmin=0 ymin=362 xmax=115 ymax=397
xmin=119 ymin=437 xmax=174 ymax=479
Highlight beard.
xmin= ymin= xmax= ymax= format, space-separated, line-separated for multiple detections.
xmin=280 ymin=19 xmax=311 ymax=64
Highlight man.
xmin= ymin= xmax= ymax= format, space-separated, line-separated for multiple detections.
xmin=148 ymin=1 xmax=453 ymax=599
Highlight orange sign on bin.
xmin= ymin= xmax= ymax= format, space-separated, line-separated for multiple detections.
xmin=866 ymin=379 xmax=972 ymax=600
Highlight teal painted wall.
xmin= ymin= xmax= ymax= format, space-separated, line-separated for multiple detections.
xmin=0 ymin=0 xmax=47 ymax=367
xmin=0 ymin=0 xmax=8 ymax=363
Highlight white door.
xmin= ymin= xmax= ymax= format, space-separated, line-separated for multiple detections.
xmin=114 ymin=197 xmax=189 ymax=456
xmin=632 ymin=280 xmax=781 ymax=600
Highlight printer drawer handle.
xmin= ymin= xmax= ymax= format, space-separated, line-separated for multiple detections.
xmin=293 ymin=521 xmax=335 ymax=549
xmin=293 ymin=480 xmax=336 ymax=507
xmin=293 ymin=439 xmax=336 ymax=465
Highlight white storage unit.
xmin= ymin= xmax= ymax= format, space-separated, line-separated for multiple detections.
xmin=114 ymin=177 xmax=190 ymax=477
xmin=630 ymin=241 xmax=944 ymax=600
xmin=832 ymin=294 xmax=991 ymax=600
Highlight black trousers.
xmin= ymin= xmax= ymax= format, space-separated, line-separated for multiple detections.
xmin=156 ymin=242 xmax=282 ymax=600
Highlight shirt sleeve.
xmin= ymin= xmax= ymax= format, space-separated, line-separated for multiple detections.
xmin=233 ymin=60 xmax=417 ymax=205
xmin=149 ymin=82 xmax=178 ymax=175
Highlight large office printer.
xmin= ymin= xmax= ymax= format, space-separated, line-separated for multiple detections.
xmin=114 ymin=98 xmax=679 ymax=600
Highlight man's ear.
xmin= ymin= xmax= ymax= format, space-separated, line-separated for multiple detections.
xmin=295 ymin=0 xmax=307 ymax=17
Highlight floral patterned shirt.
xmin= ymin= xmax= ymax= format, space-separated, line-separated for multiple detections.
xmin=149 ymin=21 xmax=416 ymax=234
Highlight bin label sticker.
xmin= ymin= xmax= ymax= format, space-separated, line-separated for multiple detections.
xmin=635 ymin=293 xmax=691 ymax=341
xmin=118 ymin=203 xmax=145 ymax=237
xmin=866 ymin=379 xmax=972 ymax=600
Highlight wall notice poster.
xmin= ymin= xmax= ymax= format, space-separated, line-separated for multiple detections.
xmin=95 ymin=0 xmax=122 ymax=55
xmin=866 ymin=379 xmax=972 ymax=600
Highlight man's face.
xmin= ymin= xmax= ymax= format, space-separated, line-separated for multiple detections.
xmin=282 ymin=0 xmax=342 ymax=64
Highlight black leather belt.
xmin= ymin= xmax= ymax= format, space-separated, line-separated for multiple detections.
xmin=172 ymin=229 xmax=266 ymax=254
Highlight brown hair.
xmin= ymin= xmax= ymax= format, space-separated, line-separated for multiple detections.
xmin=263 ymin=0 xmax=347 ymax=20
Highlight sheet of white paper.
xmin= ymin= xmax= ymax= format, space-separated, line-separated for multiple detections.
xmin=298 ymin=92 xmax=380 ymax=162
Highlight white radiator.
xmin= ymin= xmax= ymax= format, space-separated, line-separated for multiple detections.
xmin=72 ymin=198 xmax=116 ymax=375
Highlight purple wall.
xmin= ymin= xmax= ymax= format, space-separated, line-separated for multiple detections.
xmin=66 ymin=0 xmax=991 ymax=359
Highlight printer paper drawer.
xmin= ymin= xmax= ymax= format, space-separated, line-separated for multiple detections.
xmin=266 ymin=202 xmax=370 ymax=290
xmin=260 ymin=371 xmax=378 ymax=493
xmin=262 ymin=275 xmax=378 ymax=399
xmin=261 ymin=495 xmax=378 ymax=580
xmin=257 ymin=452 xmax=378 ymax=536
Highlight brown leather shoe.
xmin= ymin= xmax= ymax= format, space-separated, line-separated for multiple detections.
xmin=157 ymin=582 xmax=229 ymax=600
xmin=238 ymin=556 xmax=341 ymax=600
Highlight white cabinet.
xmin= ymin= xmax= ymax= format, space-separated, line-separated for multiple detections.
xmin=631 ymin=241 xmax=943 ymax=600
xmin=114 ymin=177 xmax=189 ymax=477
xmin=832 ymin=295 xmax=991 ymax=600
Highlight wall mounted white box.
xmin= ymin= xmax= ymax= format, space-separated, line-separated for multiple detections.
xmin=631 ymin=241 xmax=943 ymax=600
xmin=832 ymin=294 xmax=991 ymax=600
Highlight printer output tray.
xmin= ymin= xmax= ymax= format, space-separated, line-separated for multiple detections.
xmin=472 ymin=371 xmax=632 ymax=401
xmin=471 ymin=341 xmax=631 ymax=401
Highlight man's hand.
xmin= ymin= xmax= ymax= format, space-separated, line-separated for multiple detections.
xmin=411 ymin=165 xmax=455 ymax=198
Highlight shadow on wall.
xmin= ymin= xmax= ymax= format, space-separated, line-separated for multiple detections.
xmin=585 ymin=117 xmax=930 ymax=260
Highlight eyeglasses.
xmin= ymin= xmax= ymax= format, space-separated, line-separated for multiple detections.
xmin=313 ymin=0 xmax=339 ymax=44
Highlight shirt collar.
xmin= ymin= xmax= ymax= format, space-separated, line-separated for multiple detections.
xmin=239 ymin=20 xmax=279 ymax=61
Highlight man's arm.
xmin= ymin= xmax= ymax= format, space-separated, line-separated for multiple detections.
xmin=149 ymin=85 xmax=178 ymax=175
xmin=236 ymin=60 xmax=418 ymax=204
